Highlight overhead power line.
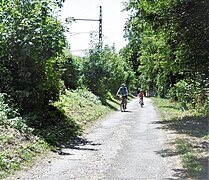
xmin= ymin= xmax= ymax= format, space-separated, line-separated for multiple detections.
xmin=73 ymin=18 xmax=99 ymax=21
xmin=69 ymin=30 xmax=98 ymax=36
xmin=71 ymin=50 xmax=87 ymax=52
xmin=72 ymin=6 xmax=102 ymax=46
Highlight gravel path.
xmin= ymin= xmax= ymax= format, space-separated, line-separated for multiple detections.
xmin=7 ymin=97 xmax=179 ymax=180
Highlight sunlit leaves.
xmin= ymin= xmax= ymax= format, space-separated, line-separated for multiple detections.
xmin=81 ymin=44 xmax=134 ymax=97
xmin=0 ymin=0 xmax=66 ymax=111
xmin=125 ymin=0 xmax=209 ymax=107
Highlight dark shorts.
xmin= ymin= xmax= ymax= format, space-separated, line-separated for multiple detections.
xmin=121 ymin=95 xmax=127 ymax=99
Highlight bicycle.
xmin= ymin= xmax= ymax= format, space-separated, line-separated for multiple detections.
xmin=139 ymin=97 xmax=144 ymax=107
xmin=119 ymin=95 xmax=127 ymax=112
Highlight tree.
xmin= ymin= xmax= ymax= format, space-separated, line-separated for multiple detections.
xmin=81 ymin=43 xmax=134 ymax=97
xmin=124 ymin=0 xmax=209 ymax=112
xmin=61 ymin=52 xmax=80 ymax=90
xmin=0 ymin=0 xmax=66 ymax=112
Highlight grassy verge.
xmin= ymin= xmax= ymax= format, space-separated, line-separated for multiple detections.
xmin=0 ymin=89 xmax=119 ymax=179
xmin=151 ymin=97 xmax=209 ymax=179
xmin=54 ymin=89 xmax=119 ymax=130
xmin=0 ymin=127 xmax=50 ymax=179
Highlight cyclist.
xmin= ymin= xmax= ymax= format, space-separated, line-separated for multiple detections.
xmin=138 ymin=89 xmax=144 ymax=106
xmin=116 ymin=83 xmax=128 ymax=109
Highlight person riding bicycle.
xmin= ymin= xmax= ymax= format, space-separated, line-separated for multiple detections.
xmin=116 ymin=83 xmax=128 ymax=109
xmin=138 ymin=89 xmax=144 ymax=105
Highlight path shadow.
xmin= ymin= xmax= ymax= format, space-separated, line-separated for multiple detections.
xmin=156 ymin=148 xmax=179 ymax=157
xmin=155 ymin=148 xmax=189 ymax=179
xmin=61 ymin=136 xmax=101 ymax=152
xmin=154 ymin=116 xmax=209 ymax=138
xmin=154 ymin=115 xmax=209 ymax=179
xmin=156 ymin=148 xmax=209 ymax=179
xmin=198 ymin=157 xmax=209 ymax=180
xmin=120 ymin=110 xmax=132 ymax=113
xmin=102 ymin=100 xmax=118 ymax=111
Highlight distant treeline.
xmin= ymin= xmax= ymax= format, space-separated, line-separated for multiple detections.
xmin=124 ymin=0 xmax=209 ymax=114
xmin=0 ymin=0 xmax=208 ymax=118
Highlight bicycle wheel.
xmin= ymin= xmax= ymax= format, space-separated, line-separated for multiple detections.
xmin=120 ymin=101 xmax=125 ymax=112
xmin=123 ymin=103 xmax=126 ymax=112
xmin=120 ymin=102 xmax=123 ymax=112
xmin=139 ymin=99 xmax=143 ymax=107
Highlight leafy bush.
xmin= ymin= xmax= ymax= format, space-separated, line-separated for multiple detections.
xmin=0 ymin=93 xmax=32 ymax=133
xmin=171 ymin=77 xmax=209 ymax=115
xmin=0 ymin=0 xmax=66 ymax=112
xmin=174 ymin=80 xmax=193 ymax=110
xmin=176 ymin=139 xmax=193 ymax=154
xmin=61 ymin=53 xmax=80 ymax=90
xmin=73 ymin=89 xmax=102 ymax=105
xmin=81 ymin=44 xmax=134 ymax=97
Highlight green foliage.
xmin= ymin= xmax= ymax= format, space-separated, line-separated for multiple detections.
xmin=119 ymin=44 xmax=139 ymax=89
xmin=0 ymin=0 xmax=66 ymax=112
xmin=182 ymin=152 xmax=203 ymax=178
xmin=171 ymin=76 xmax=209 ymax=115
xmin=176 ymin=139 xmax=193 ymax=154
xmin=81 ymin=44 xmax=135 ymax=97
xmin=174 ymin=80 xmax=193 ymax=110
xmin=204 ymin=134 xmax=209 ymax=140
xmin=0 ymin=93 xmax=32 ymax=133
xmin=54 ymin=89 xmax=108 ymax=126
xmin=124 ymin=0 xmax=209 ymax=113
xmin=125 ymin=0 xmax=183 ymax=96
xmin=150 ymin=97 xmax=189 ymax=119
xmin=152 ymin=97 xmax=207 ymax=179
xmin=0 ymin=139 xmax=49 ymax=179
xmin=175 ymin=0 xmax=209 ymax=73
xmin=0 ymin=88 xmax=119 ymax=178
xmin=61 ymin=52 xmax=80 ymax=90
xmin=23 ymin=105 xmax=81 ymax=146
xmin=0 ymin=93 xmax=51 ymax=178
xmin=0 ymin=93 xmax=45 ymax=178
xmin=176 ymin=139 xmax=203 ymax=178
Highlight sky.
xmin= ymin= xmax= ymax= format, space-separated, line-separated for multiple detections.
xmin=60 ymin=0 xmax=129 ymax=56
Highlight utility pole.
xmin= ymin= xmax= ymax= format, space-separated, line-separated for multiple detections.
xmin=73 ymin=6 xmax=102 ymax=47
xmin=99 ymin=6 xmax=102 ymax=47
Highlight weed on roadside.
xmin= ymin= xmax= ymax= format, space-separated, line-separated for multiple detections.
xmin=176 ymin=139 xmax=203 ymax=178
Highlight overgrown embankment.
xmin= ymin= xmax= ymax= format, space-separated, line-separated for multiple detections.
xmin=151 ymin=97 xmax=209 ymax=179
xmin=0 ymin=90 xmax=119 ymax=179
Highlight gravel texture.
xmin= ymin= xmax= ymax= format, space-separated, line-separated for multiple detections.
xmin=7 ymin=98 xmax=181 ymax=180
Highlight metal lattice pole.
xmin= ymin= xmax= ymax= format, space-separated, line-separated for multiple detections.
xmin=99 ymin=6 xmax=102 ymax=47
